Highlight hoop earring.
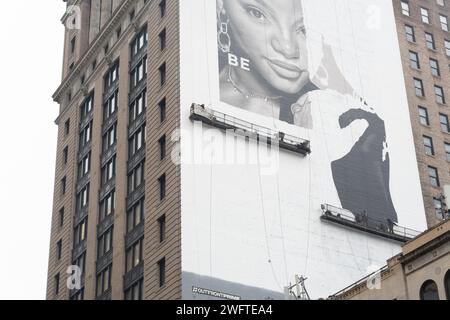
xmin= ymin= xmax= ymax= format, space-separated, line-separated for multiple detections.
xmin=218 ymin=10 xmax=231 ymax=53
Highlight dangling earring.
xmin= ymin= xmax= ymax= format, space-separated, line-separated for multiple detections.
xmin=217 ymin=9 xmax=231 ymax=53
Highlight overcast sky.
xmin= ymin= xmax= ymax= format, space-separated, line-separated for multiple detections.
xmin=0 ymin=1 xmax=66 ymax=300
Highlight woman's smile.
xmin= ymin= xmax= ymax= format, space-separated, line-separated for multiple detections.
xmin=265 ymin=57 xmax=304 ymax=80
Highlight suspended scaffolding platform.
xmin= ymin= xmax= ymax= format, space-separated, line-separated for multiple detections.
xmin=189 ymin=103 xmax=312 ymax=156
xmin=320 ymin=204 xmax=421 ymax=243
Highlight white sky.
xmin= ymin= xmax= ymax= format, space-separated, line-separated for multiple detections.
xmin=0 ymin=1 xmax=66 ymax=300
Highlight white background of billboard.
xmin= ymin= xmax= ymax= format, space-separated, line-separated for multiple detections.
xmin=179 ymin=0 xmax=427 ymax=298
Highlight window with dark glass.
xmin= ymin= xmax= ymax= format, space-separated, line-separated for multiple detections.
xmin=77 ymin=152 xmax=91 ymax=179
xmin=158 ymin=215 xmax=166 ymax=243
xmin=103 ymin=91 xmax=118 ymax=120
xmin=104 ymin=62 xmax=119 ymax=90
xmin=76 ymin=184 xmax=90 ymax=211
xmin=73 ymin=252 xmax=86 ymax=276
xmin=420 ymin=280 xmax=439 ymax=300
xmin=159 ymin=135 xmax=166 ymax=160
xmin=96 ymin=265 xmax=112 ymax=297
xmin=128 ymin=161 xmax=145 ymax=194
xmin=129 ymin=125 xmax=146 ymax=157
xmin=74 ymin=218 xmax=88 ymax=246
xmin=423 ymin=136 xmax=435 ymax=156
xmin=440 ymin=113 xmax=450 ymax=133
xmin=130 ymin=90 xmax=146 ymax=123
xmin=127 ymin=198 xmax=144 ymax=233
xmin=158 ymin=174 xmax=166 ymax=201
xmin=98 ymin=227 xmax=114 ymax=258
xmin=159 ymin=98 xmax=167 ymax=123
xmin=158 ymin=258 xmax=166 ymax=287
xmin=79 ymin=122 xmax=92 ymax=148
xmin=124 ymin=279 xmax=143 ymax=300
xmin=100 ymin=191 xmax=115 ymax=222
xmin=80 ymin=94 xmax=94 ymax=122
xmin=428 ymin=166 xmax=440 ymax=187
xmin=102 ymin=124 xmax=117 ymax=152
xmin=126 ymin=238 xmax=143 ymax=272
xmin=101 ymin=156 xmax=116 ymax=187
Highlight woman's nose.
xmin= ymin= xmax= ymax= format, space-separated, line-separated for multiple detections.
xmin=271 ymin=29 xmax=299 ymax=59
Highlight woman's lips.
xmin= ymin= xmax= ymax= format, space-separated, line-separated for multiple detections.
xmin=266 ymin=58 xmax=303 ymax=80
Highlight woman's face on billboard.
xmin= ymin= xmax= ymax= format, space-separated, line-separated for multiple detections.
xmin=222 ymin=0 xmax=309 ymax=94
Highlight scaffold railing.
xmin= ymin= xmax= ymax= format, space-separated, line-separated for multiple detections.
xmin=320 ymin=204 xmax=421 ymax=242
xmin=190 ymin=103 xmax=311 ymax=155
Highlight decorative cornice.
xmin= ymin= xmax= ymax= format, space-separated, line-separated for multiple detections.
xmin=53 ymin=0 xmax=135 ymax=103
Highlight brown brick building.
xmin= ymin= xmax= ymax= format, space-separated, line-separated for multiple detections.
xmin=46 ymin=0 xmax=450 ymax=301
xmin=393 ymin=0 xmax=450 ymax=227
xmin=47 ymin=0 xmax=182 ymax=300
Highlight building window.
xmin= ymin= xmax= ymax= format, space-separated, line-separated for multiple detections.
xmin=64 ymin=119 xmax=70 ymax=136
xmin=131 ymin=26 xmax=147 ymax=58
xmin=428 ymin=166 xmax=440 ymax=187
xmin=79 ymin=122 xmax=92 ymax=148
xmin=159 ymin=62 xmax=166 ymax=86
xmin=159 ymin=98 xmax=167 ymax=123
xmin=159 ymin=0 xmax=166 ymax=18
xmin=130 ymin=90 xmax=146 ymax=123
xmin=401 ymin=1 xmax=410 ymax=16
xmin=445 ymin=143 xmax=450 ymax=162
xmin=158 ymin=258 xmax=166 ymax=287
xmin=61 ymin=177 xmax=67 ymax=195
xmin=445 ymin=270 xmax=450 ymax=300
xmin=129 ymin=125 xmax=146 ymax=157
xmin=96 ymin=265 xmax=112 ymax=297
xmin=103 ymin=91 xmax=118 ymax=120
xmin=71 ymin=37 xmax=76 ymax=54
xmin=101 ymin=156 xmax=116 ymax=187
xmin=59 ymin=207 xmax=65 ymax=227
xmin=74 ymin=218 xmax=88 ymax=246
xmin=158 ymin=215 xmax=166 ymax=243
xmin=159 ymin=28 xmax=166 ymax=51
xmin=435 ymin=86 xmax=446 ymax=104
xmin=73 ymin=252 xmax=86 ymax=276
xmin=102 ymin=124 xmax=117 ymax=152
xmin=421 ymin=8 xmax=430 ymax=24
xmin=437 ymin=0 xmax=445 ymax=7
xmin=63 ymin=147 xmax=69 ymax=165
xmin=420 ymin=280 xmax=439 ymax=300
xmin=126 ymin=238 xmax=143 ymax=272
xmin=77 ymin=152 xmax=91 ymax=180
xmin=54 ymin=273 xmax=60 ymax=295
xmin=128 ymin=161 xmax=145 ymax=194
xmin=158 ymin=174 xmax=166 ymax=201
xmin=130 ymin=56 xmax=147 ymax=90
xmin=440 ymin=15 xmax=449 ymax=31
xmin=105 ymin=61 xmax=119 ymax=90
xmin=127 ymin=198 xmax=144 ymax=233
xmin=57 ymin=240 xmax=62 ymax=260
xmin=414 ymin=78 xmax=424 ymax=97
xmin=423 ymin=136 xmax=435 ymax=156
xmin=80 ymin=94 xmax=94 ymax=121
xmin=440 ymin=113 xmax=450 ymax=133
xmin=159 ymin=135 xmax=166 ymax=160
xmin=99 ymin=190 xmax=115 ymax=222
xmin=98 ymin=227 xmax=114 ymax=258
xmin=426 ymin=32 xmax=436 ymax=50
xmin=445 ymin=40 xmax=450 ymax=56
xmin=124 ymin=279 xmax=143 ymax=300
xmin=434 ymin=197 xmax=445 ymax=220
xmin=409 ymin=51 xmax=420 ymax=69
xmin=76 ymin=184 xmax=90 ymax=211
xmin=418 ymin=106 xmax=429 ymax=126
xmin=430 ymin=58 xmax=440 ymax=77
xmin=405 ymin=25 xmax=415 ymax=42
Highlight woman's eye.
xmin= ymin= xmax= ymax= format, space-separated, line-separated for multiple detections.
xmin=247 ymin=7 xmax=266 ymax=21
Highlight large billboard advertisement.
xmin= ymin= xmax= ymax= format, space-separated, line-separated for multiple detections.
xmin=179 ymin=0 xmax=427 ymax=299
